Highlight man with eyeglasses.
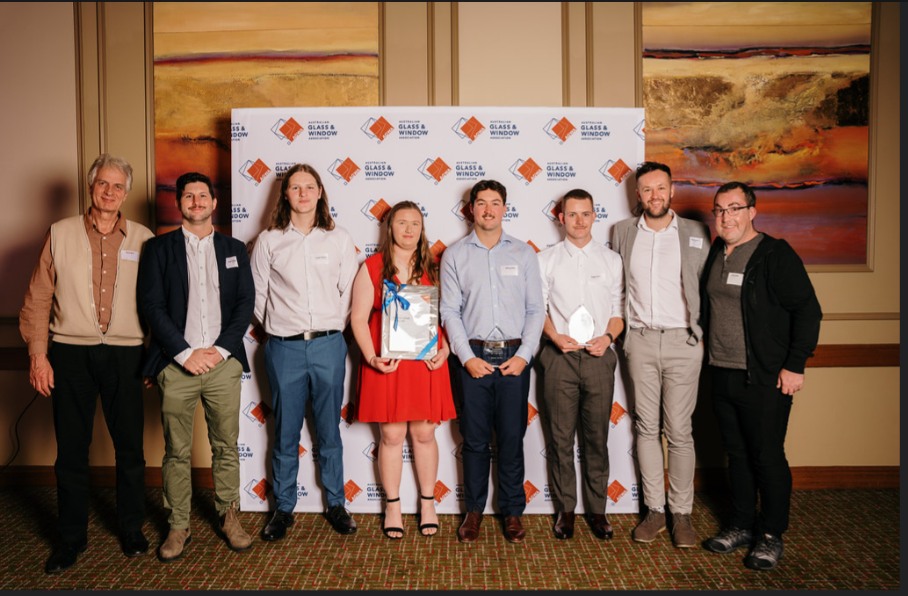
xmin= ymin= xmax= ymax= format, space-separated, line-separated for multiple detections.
xmin=611 ymin=161 xmax=711 ymax=549
xmin=700 ymin=181 xmax=821 ymax=571
xmin=20 ymin=154 xmax=154 ymax=573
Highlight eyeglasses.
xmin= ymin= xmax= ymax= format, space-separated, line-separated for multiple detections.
xmin=712 ymin=204 xmax=751 ymax=217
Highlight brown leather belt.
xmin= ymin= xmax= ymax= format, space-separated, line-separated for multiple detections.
xmin=469 ymin=338 xmax=521 ymax=349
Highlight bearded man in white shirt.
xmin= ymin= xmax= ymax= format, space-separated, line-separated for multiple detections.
xmin=250 ymin=163 xmax=359 ymax=540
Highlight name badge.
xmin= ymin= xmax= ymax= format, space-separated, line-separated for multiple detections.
xmin=120 ymin=249 xmax=140 ymax=262
xmin=314 ymin=254 xmax=329 ymax=264
xmin=501 ymin=265 xmax=519 ymax=277
xmin=726 ymin=272 xmax=744 ymax=286
xmin=689 ymin=237 xmax=704 ymax=249
xmin=226 ymin=256 xmax=238 ymax=269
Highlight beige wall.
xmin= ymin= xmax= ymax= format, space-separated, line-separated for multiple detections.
xmin=0 ymin=2 xmax=898 ymax=474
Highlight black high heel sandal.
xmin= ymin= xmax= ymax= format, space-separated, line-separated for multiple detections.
xmin=382 ymin=497 xmax=404 ymax=539
xmin=418 ymin=494 xmax=439 ymax=537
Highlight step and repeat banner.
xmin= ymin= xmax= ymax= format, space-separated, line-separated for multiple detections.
xmin=231 ymin=106 xmax=645 ymax=515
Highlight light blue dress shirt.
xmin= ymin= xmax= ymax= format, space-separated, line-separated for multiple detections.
xmin=440 ymin=229 xmax=545 ymax=366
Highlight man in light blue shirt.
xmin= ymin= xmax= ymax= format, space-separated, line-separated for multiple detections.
xmin=440 ymin=179 xmax=545 ymax=544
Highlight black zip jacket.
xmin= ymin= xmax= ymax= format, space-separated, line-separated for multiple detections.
xmin=701 ymin=233 xmax=822 ymax=387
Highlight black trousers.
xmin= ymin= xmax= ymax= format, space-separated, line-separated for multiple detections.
xmin=49 ymin=342 xmax=146 ymax=544
xmin=710 ymin=366 xmax=793 ymax=537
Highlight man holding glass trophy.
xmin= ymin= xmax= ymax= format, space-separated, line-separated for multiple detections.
xmin=537 ymin=189 xmax=625 ymax=541
xmin=440 ymin=180 xmax=545 ymax=544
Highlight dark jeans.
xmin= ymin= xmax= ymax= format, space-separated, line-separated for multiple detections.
xmin=452 ymin=344 xmax=531 ymax=517
xmin=710 ymin=366 xmax=793 ymax=537
xmin=49 ymin=342 xmax=146 ymax=544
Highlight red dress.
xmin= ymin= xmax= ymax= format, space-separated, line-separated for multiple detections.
xmin=356 ymin=254 xmax=456 ymax=424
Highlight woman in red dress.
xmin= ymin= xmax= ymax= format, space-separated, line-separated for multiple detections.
xmin=351 ymin=201 xmax=456 ymax=539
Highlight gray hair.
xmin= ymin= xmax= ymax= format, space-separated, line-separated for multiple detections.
xmin=87 ymin=154 xmax=133 ymax=192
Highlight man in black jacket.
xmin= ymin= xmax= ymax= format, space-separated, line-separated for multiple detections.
xmin=700 ymin=181 xmax=821 ymax=571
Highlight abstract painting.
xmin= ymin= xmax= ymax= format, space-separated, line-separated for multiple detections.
xmin=642 ymin=2 xmax=871 ymax=266
xmin=153 ymin=2 xmax=379 ymax=234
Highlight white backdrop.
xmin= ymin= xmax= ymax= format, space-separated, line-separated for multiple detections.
xmin=231 ymin=106 xmax=645 ymax=515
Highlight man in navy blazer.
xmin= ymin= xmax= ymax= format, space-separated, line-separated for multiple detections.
xmin=139 ymin=171 xmax=255 ymax=562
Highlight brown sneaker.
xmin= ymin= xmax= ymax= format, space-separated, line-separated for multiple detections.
xmin=632 ymin=509 xmax=666 ymax=543
xmin=671 ymin=513 xmax=697 ymax=548
xmin=157 ymin=528 xmax=191 ymax=562
xmin=220 ymin=503 xmax=253 ymax=552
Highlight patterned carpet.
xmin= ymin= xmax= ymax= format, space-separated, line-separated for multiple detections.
xmin=0 ymin=486 xmax=898 ymax=591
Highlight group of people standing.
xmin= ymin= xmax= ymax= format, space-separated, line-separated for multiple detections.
xmin=20 ymin=154 xmax=820 ymax=576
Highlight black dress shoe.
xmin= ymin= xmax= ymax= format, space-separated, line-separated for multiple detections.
xmin=45 ymin=540 xmax=87 ymax=574
xmin=586 ymin=513 xmax=614 ymax=540
xmin=325 ymin=506 xmax=357 ymax=535
xmin=553 ymin=511 xmax=575 ymax=540
xmin=120 ymin=530 xmax=149 ymax=557
xmin=262 ymin=510 xmax=294 ymax=542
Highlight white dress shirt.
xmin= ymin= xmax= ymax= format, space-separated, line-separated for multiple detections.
xmin=175 ymin=226 xmax=228 ymax=366
xmin=538 ymin=237 xmax=624 ymax=339
xmin=251 ymin=223 xmax=357 ymax=336
xmin=627 ymin=211 xmax=689 ymax=329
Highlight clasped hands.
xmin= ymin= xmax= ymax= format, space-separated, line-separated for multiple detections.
xmin=552 ymin=332 xmax=611 ymax=357
xmin=183 ymin=347 xmax=224 ymax=376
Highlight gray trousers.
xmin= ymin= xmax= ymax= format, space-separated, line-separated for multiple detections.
xmin=623 ymin=328 xmax=702 ymax=514
xmin=538 ymin=341 xmax=617 ymax=513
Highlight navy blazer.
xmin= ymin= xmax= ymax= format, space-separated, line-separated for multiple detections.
xmin=138 ymin=228 xmax=255 ymax=379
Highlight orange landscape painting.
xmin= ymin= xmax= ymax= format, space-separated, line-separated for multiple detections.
xmin=642 ymin=2 xmax=871 ymax=266
xmin=153 ymin=2 xmax=379 ymax=234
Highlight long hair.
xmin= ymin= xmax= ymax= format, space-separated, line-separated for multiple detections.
xmin=379 ymin=201 xmax=438 ymax=286
xmin=268 ymin=163 xmax=335 ymax=231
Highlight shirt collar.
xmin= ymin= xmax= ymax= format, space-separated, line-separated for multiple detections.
xmin=636 ymin=209 xmax=678 ymax=233
xmin=182 ymin=226 xmax=214 ymax=244
xmin=84 ymin=208 xmax=128 ymax=236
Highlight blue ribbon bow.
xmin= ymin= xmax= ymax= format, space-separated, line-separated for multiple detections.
xmin=382 ymin=280 xmax=410 ymax=330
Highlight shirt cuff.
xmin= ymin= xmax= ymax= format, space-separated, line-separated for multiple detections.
xmin=214 ymin=346 xmax=231 ymax=362
xmin=173 ymin=348 xmax=193 ymax=367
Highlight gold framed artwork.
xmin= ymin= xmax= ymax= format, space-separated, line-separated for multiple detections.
xmin=153 ymin=2 xmax=380 ymax=234
xmin=641 ymin=2 xmax=872 ymax=267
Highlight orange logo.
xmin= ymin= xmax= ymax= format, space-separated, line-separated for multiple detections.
xmin=551 ymin=117 xmax=576 ymax=142
xmin=279 ymin=118 xmax=303 ymax=142
xmin=524 ymin=480 xmax=541 ymax=504
xmin=369 ymin=198 xmax=392 ymax=222
xmin=430 ymin=240 xmax=447 ymax=259
xmin=527 ymin=402 xmax=539 ymax=426
xmin=526 ymin=240 xmax=542 ymax=254
xmin=607 ymin=479 xmax=627 ymax=503
xmin=246 ymin=159 xmax=271 ymax=183
xmin=433 ymin=480 xmax=452 ymax=502
xmin=460 ymin=116 xmax=485 ymax=141
xmin=248 ymin=324 xmax=267 ymax=344
xmin=369 ymin=116 xmax=394 ymax=141
xmin=340 ymin=403 xmax=355 ymax=425
xmin=517 ymin=158 xmax=542 ymax=183
xmin=608 ymin=159 xmax=632 ymax=184
xmin=298 ymin=444 xmax=307 ymax=458
xmin=610 ymin=402 xmax=628 ymax=426
xmin=335 ymin=158 xmax=360 ymax=183
xmin=249 ymin=401 xmax=272 ymax=425
xmin=426 ymin=158 xmax=451 ymax=183
xmin=251 ymin=479 xmax=272 ymax=501
xmin=344 ymin=479 xmax=363 ymax=503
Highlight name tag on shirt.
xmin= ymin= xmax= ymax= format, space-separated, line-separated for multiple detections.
xmin=226 ymin=256 xmax=238 ymax=269
xmin=726 ymin=272 xmax=744 ymax=286
xmin=314 ymin=254 xmax=329 ymax=264
xmin=120 ymin=249 xmax=140 ymax=262
xmin=689 ymin=237 xmax=704 ymax=249
xmin=501 ymin=265 xmax=519 ymax=277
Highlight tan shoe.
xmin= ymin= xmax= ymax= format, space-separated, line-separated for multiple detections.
xmin=157 ymin=528 xmax=191 ymax=562
xmin=220 ymin=502 xmax=253 ymax=551
xmin=632 ymin=509 xmax=666 ymax=543
xmin=671 ymin=513 xmax=697 ymax=548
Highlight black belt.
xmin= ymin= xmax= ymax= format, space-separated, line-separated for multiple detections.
xmin=469 ymin=338 xmax=521 ymax=349
xmin=273 ymin=330 xmax=340 ymax=341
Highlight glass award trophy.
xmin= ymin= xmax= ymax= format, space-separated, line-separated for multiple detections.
xmin=568 ymin=305 xmax=595 ymax=346
xmin=482 ymin=326 xmax=508 ymax=366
